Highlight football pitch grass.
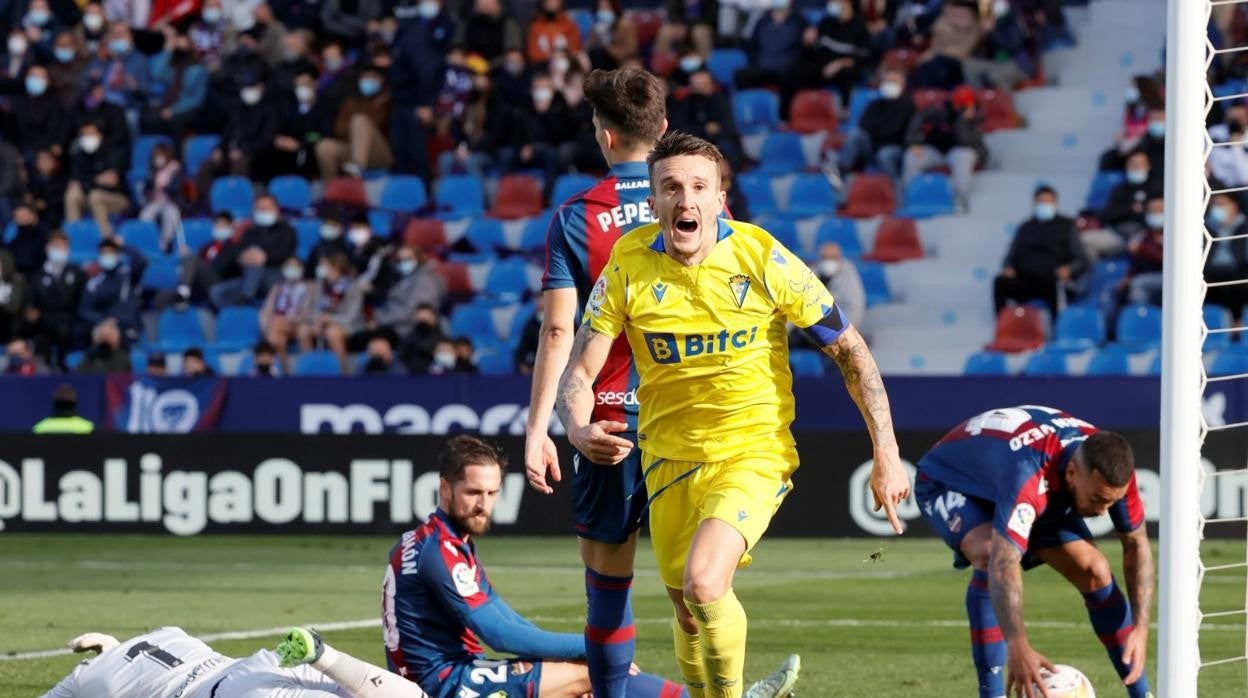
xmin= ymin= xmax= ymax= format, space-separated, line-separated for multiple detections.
xmin=1 ymin=535 xmax=1244 ymax=697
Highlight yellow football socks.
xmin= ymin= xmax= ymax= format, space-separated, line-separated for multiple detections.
xmin=685 ymin=590 xmax=748 ymax=698
xmin=672 ymin=616 xmax=707 ymax=697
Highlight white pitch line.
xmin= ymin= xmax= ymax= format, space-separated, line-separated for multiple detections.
xmin=4 ymin=616 xmax=1243 ymax=663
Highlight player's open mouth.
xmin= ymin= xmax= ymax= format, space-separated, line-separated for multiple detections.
xmin=675 ymin=217 xmax=699 ymax=234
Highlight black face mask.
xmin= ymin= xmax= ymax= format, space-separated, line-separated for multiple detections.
xmin=172 ymin=48 xmax=192 ymax=64
xmin=543 ymin=9 xmax=558 ymax=19
xmin=255 ymin=362 xmax=273 ymax=376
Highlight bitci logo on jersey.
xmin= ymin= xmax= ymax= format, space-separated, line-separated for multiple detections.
xmin=643 ymin=326 xmax=760 ymax=364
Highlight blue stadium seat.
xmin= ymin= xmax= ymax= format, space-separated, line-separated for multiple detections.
xmin=520 ymin=211 xmax=554 ymax=254
xmin=449 ymin=301 xmax=501 ymax=349
xmin=785 ymin=173 xmax=838 ymax=218
xmin=569 ymin=9 xmax=593 ymax=42
xmin=1 ymin=221 xmax=14 ymax=244
xmin=209 ymin=176 xmax=254 ymax=220
xmin=65 ymin=220 xmax=102 ymax=265
xmin=1147 ymin=353 xmax=1162 ymax=376
xmin=182 ymin=218 xmax=214 ymax=251
xmin=64 ymin=350 xmax=84 ymax=371
xmin=1114 ymin=304 xmax=1163 ymax=352
xmin=464 ymin=218 xmax=507 ymax=256
xmin=1086 ymin=347 xmax=1132 ymax=376
xmin=379 ymin=175 xmax=429 ymax=212
xmin=1209 ymin=347 xmax=1248 ymax=377
xmin=789 ymin=349 xmax=825 ymax=377
xmin=738 ymin=173 xmax=779 ymax=217
xmin=476 ymin=350 xmax=514 ymax=376
xmin=858 ymin=261 xmax=890 ymax=305
xmin=732 ymin=89 xmax=780 ymax=135
xmin=1085 ymin=171 xmax=1125 ymax=211
xmin=757 ymin=132 xmax=806 ymax=175
xmin=1204 ymin=304 xmax=1233 ymax=351
xmin=118 ymin=219 xmax=163 ymax=258
xmin=898 ymin=173 xmax=956 ymax=218
xmin=484 ymin=258 xmax=531 ymax=303
xmin=269 ymin=175 xmax=312 ymax=213
xmin=550 ymin=174 xmax=597 ymax=207
xmin=140 ymin=256 xmax=180 ymax=291
xmin=507 ymin=302 xmax=537 ymax=348
xmin=1086 ymin=258 xmax=1129 ymax=299
xmin=1052 ymin=305 xmax=1106 ymax=352
xmin=963 ymin=351 xmax=1009 ymax=376
xmin=130 ymin=348 xmax=148 ymax=374
xmin=814 ymin=218 xmax=861 ymax=258
xmin=1022 ymin=349 xmax=1069 ymax=376
xmin=183 ymin=134 xmax=220 ymax=176
xmin=214 ymin=307 xmax=260 ymax=352
xmin=754 ymin=214 xmax=801 ymax=253
xmin=436 ymin=175 xmax=486 ymax=219
xmin=847 ymin=88 xmax=879 ymax=127
xmin=707 ymin=48 xmax=747 ymax=87
xmin=152 ymin=307 xmax=206 ymax=353
xmin=294 ymin=350 xmax=343 ymax=376
xmin=130 ymin=135 xmax=173 ymax=181
xmin=293 ymin=218 xmax=320 ymax=259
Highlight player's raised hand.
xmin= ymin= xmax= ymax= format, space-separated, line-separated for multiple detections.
xmin=1120 ymin=624 xmax=1148 ymax=685
xmin=569 ymin=420 xmax=633 ymax=464
xmin=524 ymin=432 xmax=562 ymax=495
xmin=68 ymin=632 xmax=120 ymax=654
xmin=869 ymin=448 xmax=910 ymax=535
xmin=1006 ymin=643 xmax=1056 ymax=698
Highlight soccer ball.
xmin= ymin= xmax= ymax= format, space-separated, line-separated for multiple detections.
xmin=1035 ymin=664 xmax=1096 ymax=697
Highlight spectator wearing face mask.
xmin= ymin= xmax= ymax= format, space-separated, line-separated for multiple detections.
xmin=792 ymin=0 xmax=871 ymax=108
xmin=72 ymin=84 xmax=130 ymax=159
xmin=270 ymin=30 xmax=317 ymax=94
xmin=4 ymin=338 xmax=46 ymax=375
xmin=315 ymin=64 xmax=393 ymax=178
xmin=83 ymin=23 xmax=150 ymax=117
xmin=670 ymin=68 xmax=744 ymax=170
xmin=341 ymin=213 xmax=389 ymax=295
xmin=76 ymin=238 xmax=147 ymax=348
xmin=1085 ymin=150 xmax=1162 ymax=261
xmin=909 ymin=0 xmax=979 ymax=90
xmin=1209 ymin=111 xmax=1248 ymax=189
xmin=10 ymin=64 xmax=71 ymax=162
xmin=21 ymin=230 xmax=82 ymax=367
xmin=452 ymin=336 xmax=477 ymax=372
xmin=146 ymin=351 xmax=169 ymax=376
xmin=1100 ymin=107 xmax=1166 ymax=175
xmin=4 ymin=204 xmax=48 ymax=278
xmin=440 ymin=70 xmax=503 ymax=180
xmin=20 ymin=0 xmax=61 ymax=51
xmin=249 ymin=339 xmax=282 ymax=376
xmin=262 ymin=69 xmax=332 ymax=180
xmin=196 ymin=78 xmax=281 ymax=194
xmin=457 ymin=0 xmax=523 ymax=63
xmin=993 ymin=185 xmax=1087 ymax=319
xmin=209 ymin=195 xmax=296 ymax=308
xmin=836 ymin=66 xmax=915 ymax=179
xmin=901 ymin=85 xmax=987 ymax=215
xmin=493 ymin=48 xmax=532 ymax=109
xmin=585 ymin=0 xmax=637 ymax=70
xmin=143 ymin=32 xmax=210 ymax=141
xmin=299 ymin=250 xmax=363 ymax=374
xmin=814 ymin=242 xmax=864 ymax=327
xmin=172 ymin=212 xmax=237 ymax=306
xmin=23 ymin=150 xmax=68 ymax=229
xmin=259 ymin=256 xmax=313 ymax=372
xmin=0 ymin=249 xmax=25 ymax=344
xmin=527 ymin=0 xmax=581 ymax=65
xmin=655 ymin=0 xmax=715 ymax=60
xmin=496 ymin=72 xmax=572 ymax=189
xmin=138 ymin=143 xmax=188 ymax=252
xmin=48 ymin=30 xmax=85 ymax=107
xmin=734 ymin=0 xmax=806 ymax=92
xmin=76 ymin=2 xmax=108 ymax=56
xmin=398 ymin=303 xmax=444 ymax=372
xmin=359 ymin=246 xmax=445 ymax=345
xmin=962 ymin=0 xmax=1029 ymax=90
xmin=181 ymin=346 xmax=215 ymax=376
xmin=189 ymin=0 xmax=228 ymax=71
xmin=427 ymin=337 xmax=466 ymax=375
xmin=1104 ymin=196 xmax=1164 ymax=323
xmin=1 ymin=29 xmax=32 ymax=85
xmin=65 ymin=121 xmax=130 ymax=237
xmin=1204 ymin=194 xmax=1248 ymax=317
xmin=363 ymin=335 xmax=407 ymax=375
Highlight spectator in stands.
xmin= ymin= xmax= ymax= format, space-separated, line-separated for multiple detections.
xmin=439 ymin=69 xmax=502 ymax=179
xmin=586 ymin=0 xmax=638 ymax=70
xmin=175 ymin=212 xmax=235 ymax=305
xmin=398 ymin=0 xmax=456 ymax=55
xmin=271 ymin=30 xmax=317 ymax=94
xmin=389 ymin=7 xmax=445 ymax=182
xmin=77 ymin=317 xmax=131 ymax=373
xmin=260 ymin=256 xmax=313 ymax=372
xmin=88 ymin=23 xmax=150 ymax=124
xmin=76 ymin=2 xmax=108 ymax=56
xmin=369 ymin=245 xmax=445 ymax=341
xmin=22 ymin=230 xmax=81 ymax=367
xmin=249 ymin=339 xmax=281 ymax=376
xmin=24 ymin=150 xmax=67 ymax=229
xmin=427 ymin=337 xmax=464 ymax=375
xmin=837 ymin=66 xmax=915 ymax=179
xmin=76 ymin=237 xmax=146 ymax=347
xmin=1209 ymin=112 xmax=1248 ymax=188
xmin=815 ymin=242 xmax=865 ymax=328
xmin=73 ymin=84 xmax=130 ymax=159
xmin=993 ymin=185 xmax=1088 ymax=318
xmin=181 ymin=346 xmax=214 ymax=376
xmin=558 ymin=67 xmax=604 ymax=172
xmin=1205 ymin=194 xmax=1248 ymax=316
xmin=343 ymin=213 xmax=389 ymax=296
xmin=143 ymin=31 xmax=209 ymax=140
xmin=717 ymin=0 xmax=770 ymax=46
xmin=22 ymin=0 xmax=62 ymax=53
xmin=0 ymin=142 xmax=19 ymax=224
xmin=4 ymin=338 xmax=46 ymax=374
xmin=363 ymin=335 xmax=406 ymax=375
xmin=528 ymin=0 xmax=582 ymax=66
xmin=299 ymin=249 xmax=363 ymax=374
xmin=6 ymin=204 xmax=48 ymax=278
xmin=910 ymin=0 xmax=979 ymax=89
xmin=1087 ymin=150 xmax=1162 ymax=260
xmin=670 ymin=68 xmax=743 ymax=169
xmin=398 ymin=302 xmax=444 ymax=373
xmin=263 ymin=69 xmax=331 ymax=181
xmin=1118 ymin=196 xmax=1164 ymax=308
xmin=319 ymin=0 xmax=383 ymax=48
xmin=494 ymin=48 xmax=532 ymax=109
xmin=457 ymin=0 xmax=523 ymax=62
xmin=209 ymin=194 xmax=295 ymax=308
xmin=795 ymin=0 xmax=872 ymax=108
xmin=315 ymin=63 xmax=393 ymax=178
xmin=0 ymin=249 xmax=24 ymax=343
xmin=65 ymin=121 xmax=130 ymax=238
xmin=901 ymin=85 xmax=986 ymax=214
xmin=735 ymin=1 xmax=805 ymax=95
xmin=498 ymin=72 xmax=571 ymax=188
xmin=138 ymin=143 xmax=187 ymax=253
xmin=452 ymin=336 xmax=478 ymax=372
xmin=189 ymin=0 xmax=228 ymax=72
xmin=514 ymin=301 xmax=542 ymax=374
xmin=147 ymin=352 xmax=168 ymax=376
xmin=11 ymin=64 xmax=71 ymax=163
xmin=656 ymin=0 xmax=715 ymax=59
xmin=47 ymin=31 xmax=83 ymax=106
xmin=963 ymin=0 xmax=1031 ymax=90
xmin=1100 ymin=106 xmax=1166 ymax=174
xmin=1 ymin=28 xmax=32 ymax=86
xmin=196 ymin=77 xmax=281 ymax=191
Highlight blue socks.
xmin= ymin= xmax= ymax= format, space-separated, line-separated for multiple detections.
xmin=967 ymin=569 xmax=1007 ymax=698
xmin=626 ymin=670 xmax=689 ymax=697
xmin=1084 ymin=578 xmax=1151 ymax=698
xmin=585 ymin=569 xmax=635 ymax=698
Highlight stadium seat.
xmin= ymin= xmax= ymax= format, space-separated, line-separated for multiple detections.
xmin=520 ymin=211 xmax=554 ymax=254
xmin=814 ymin=218 xmax=861 ymax=258
xmin=847 ymin=87 xmax=879 ymax=127
xmin=898 ymin=173 xmax=955 ymax=218
xmin=785 ymin=173 xmax=838 ymax=218
xmin=980 ymin=89 xmax=1021 ymax=131
xmin=631 ymin=9 xmax=664 ymax=46
xmin=1086 ymin=347 xmax=1132 ymax=376
xmin=963 ymin=351 xmax=1009 ymax=375
xmin=64 ymin=350 xmax=84 ymax=370
xmin=65 ymin=220 xmax=102 ymax=265
xmin=450 ymin=301 xmax=501 ymax=348
xmin=437 ymin=175 xmax=486 ymax=219
xmin=1147 ymin=354 xmax=1162 ymax=376
xmin=403 ymin=218 xmax=449 ymax=253
xmin=140 ymin=256 xmax=180 ymax=292
xmin=117 ymin=219 xmax=163 ymax=258
xmin=911 ymin=88 xmax=948 ymax=111
xmin=431 ymin=261 xmax=472 ymax=296
xmin=464 ymin=218 xmax=507 ymax=256
xmin=841 ymin=173 xmax=895 ymax=218
xmin=858 ymin=261 xmax=891 ymax=305
xmin=1204 ymin=304 xmax=1233 ymax=351
xmin=863 ymin=218 xmax=923 ymax=263
xmin=569 ymin=9 xmax=593 ymax=42
xmin=1114 ymin=304 xmax=1163 ymax=352
xmin=789 ymin=349 xmax=826 ymax=377
xmin=152 ymin=307 xmax=207 ymax=353
xmin=378 ymin=175 xmax=429 ymax=213
xmin=322 ymin=177 xmax=369 ymax=210
xmin=476 ymin=350 xmax=514 ymax=376
xmin=707 ymin=48 xmax=747 ymax=87
xmin=130 ymin=135 xmax=173 ymax=181
xmin=754 ymin=215 xmax=801 ymax=253
xmin=1052 ymin=305 xmax=1106 ymax=352
xmin=757 ymin=132 xmax=807 ymax=175
xmin=209 ymin=176 xmax=254 ymax=219
xmin=1023 ymin=349 xmax=1069 ymax=376
xmin=182 ymin=218 xmax=214 ymax=251
xmin=1085 ymin=171 xmax=1125 ymax=211
xmin=738 ymin=173 xmax=779 ymax=217
xmin=1211 ymin=346 xmax=1248 ymax=376
xmin=183 ymin=134 xmax=220 ymax=176
xmin=1086 ymin=258 xmax=1129 ymax=299
xmin=268 ymin=175 xmax=312 ymax=213
xmin=789 ymin=90 xmax=838 ymax=134
xmin=484 ymin=258 xmax=532 ymax=303
xmin=293 ymin=218 xmax=321 ymax=259
xmin=984 ymin=305 xmax=1047 ymax=352
xmin=491 ymin=174 xmax=544 ymax=219
xmin=214 ymin=307 xmax=260 ymax=352
xmin=732 ymin=89 xmax=780 ymax=134
xmin=294 ymin=350 xmax=343 ymax=376
xmin=550 ymin=174 xmax=597 ymax=207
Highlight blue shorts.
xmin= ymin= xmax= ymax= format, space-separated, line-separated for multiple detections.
xmin=914 ymin=473 xmax=1093 ymax=571
xmin=571 ymin=433 xmax=647 ymax=544
xmin=439 ymin=658 xmax=543 ymax=698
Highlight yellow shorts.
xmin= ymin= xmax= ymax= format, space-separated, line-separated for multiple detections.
xmin=643 ymin=448 xmax=797 ymax=590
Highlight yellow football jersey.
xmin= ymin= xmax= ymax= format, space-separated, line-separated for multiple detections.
xmin=583 ymin=217 xmax=837 ymax=462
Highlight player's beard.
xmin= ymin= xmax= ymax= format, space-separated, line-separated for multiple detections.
xmin=451 ymin=506 xmax=492 ymax=536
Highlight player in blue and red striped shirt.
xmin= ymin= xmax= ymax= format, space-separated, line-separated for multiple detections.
xmin=915 ymin=405 xmax=1153 ymax=698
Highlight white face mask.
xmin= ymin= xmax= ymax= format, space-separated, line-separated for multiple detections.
xmin=879 ymin=81 xmax=903 ymax=100
xmin=819 ymin=259 xmax=842 ymax=277
xmin=434 ymin=351 xmax=456 ymax=368
xmin=551 ymin=55 xmax=570 ymax=74
xmin=79 ymin=134 xmax=102 ymax=153
xmin=240 ymin=86 xmax=263 ymax=105
xmin=83 ymin=12 xmax=104 ymax=32
xmin=532 ymin=87 xmax=554 ymax=104
xmin=253 ymin=210 xmax=278 ymax=227
xmin=8 ymin=36 xmax=27 ymax=55
xmin=993 ymin=0 xmax=1010 ymax=18
xmin=348 ymin=228 xmax=371 ymax=247
xmin=295 ymin=85 xmax=315 ymax=103
xmin=212 ymin=225 xmax=233 ymax=241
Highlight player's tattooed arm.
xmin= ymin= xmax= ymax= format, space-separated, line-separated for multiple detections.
xmin=824 ymin=326 xmax=897 ymax=450
xmin=1121 ymin=526 xmax=1155 ymax=627
xmin=554 ymin=324 xmax=600 ymax=429
xmin=988 ymin=533 xmax=1028 ymax=644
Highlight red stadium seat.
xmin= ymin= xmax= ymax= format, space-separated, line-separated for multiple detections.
xmin=980 ymin=88 xmax=1021 ymax=132
xmin=631 ymin=10 xmax=664 ymax=48
xmin=403 ymin=218 xmax=448 ymax=253
xmin=984 ymin=306 xmax=1048 ymax=353
xmin=434 ymin=261 xmax=474 ymax=296
xmin=789 ymin=90 xmax=839 ymax=135
xmin=649 ymin=49 xmax=677 ymax=77
xmin=841 ymin=173 xmax=895 ymax=218
xmin=912 ymin=88 xmax=949 ymax=112
xmin=322 ymin=177 xmax=369 ymax=209
xmin=880 ymin=48 xmax=920 ymax=73
xmin=863 ymin=217 xmax=923 ymax=262
xmin=491 ymin=174 xmax=544 ymax=219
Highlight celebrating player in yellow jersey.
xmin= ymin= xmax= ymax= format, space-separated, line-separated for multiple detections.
xmin=555 ymin=131 xmax=911 ymax=698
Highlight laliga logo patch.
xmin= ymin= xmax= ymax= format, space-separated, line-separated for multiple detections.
xmin=587 ymin=276 xmax=608 ymax=317
xmin=452 ymin=562 xmax=480 ymax=597
xmin=728 ymin=274 xmax=751 ymax=309
xmin=1007 ymin=503 xmax=1036 ymax=539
